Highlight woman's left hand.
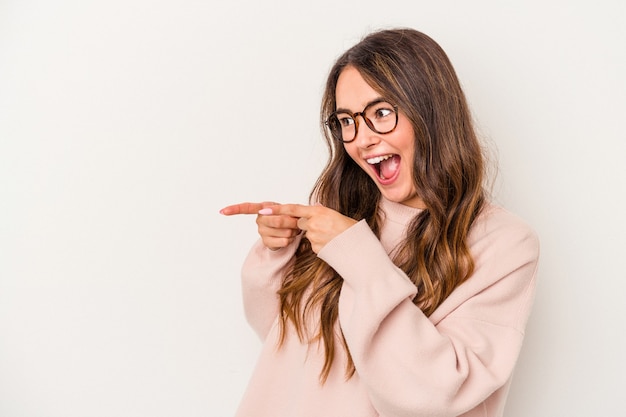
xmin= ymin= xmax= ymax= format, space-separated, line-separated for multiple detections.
xmin=260 ymin=204 xmax=357 ymax=253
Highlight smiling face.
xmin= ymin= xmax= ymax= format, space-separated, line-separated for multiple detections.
xmin=336 ymin=66 xmax=424 ymax=209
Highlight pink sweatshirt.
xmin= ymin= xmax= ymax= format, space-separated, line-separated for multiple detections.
xmin=235 ymin=198 xmax=539 ymax=417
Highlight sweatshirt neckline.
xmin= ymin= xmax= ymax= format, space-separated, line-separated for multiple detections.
xmin=380 ymin=197 xmax=423 ymax=224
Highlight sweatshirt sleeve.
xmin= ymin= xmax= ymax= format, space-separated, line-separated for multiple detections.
xmin=317 ymin=213 xmax=539 ymax=417
xmin=241 ymin=235 xmax=302 ymax=341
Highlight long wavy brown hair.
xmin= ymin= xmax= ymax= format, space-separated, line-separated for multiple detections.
xmin=277 ymin=28 xmax=486 ymax=382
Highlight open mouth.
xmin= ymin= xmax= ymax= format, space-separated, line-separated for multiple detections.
xmin=366 ymin=154 xmax=401 ymax=182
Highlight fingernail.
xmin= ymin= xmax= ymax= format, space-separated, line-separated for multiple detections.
xmin=258 ymin=208 xmax=273 ymax=215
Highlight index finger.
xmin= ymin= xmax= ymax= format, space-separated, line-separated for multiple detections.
xmin=220 ymin=201 xmax=277 ymax=216
xmin=264 ymin=203 xmax=316 ymax=219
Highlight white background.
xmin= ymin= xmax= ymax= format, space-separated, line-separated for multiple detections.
xmin=1 ymin=1 xmax=624 ymax=416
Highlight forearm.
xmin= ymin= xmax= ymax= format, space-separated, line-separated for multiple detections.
xmin=319 ymin=220 xmax=539 ymax=416
xmin=241 ymin=235 xmax=301 ymax=340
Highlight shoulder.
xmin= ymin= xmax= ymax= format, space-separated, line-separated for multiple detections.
xmin=469 ymin=203 xmax=540 ymax=267
xmin=430 ymin=204 xmax=541 ymax=328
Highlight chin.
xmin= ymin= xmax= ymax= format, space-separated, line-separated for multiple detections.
xmin=383 ymin=191 xmax=422 ymax=208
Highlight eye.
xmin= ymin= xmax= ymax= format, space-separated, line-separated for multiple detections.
xmin=374 ymin=107 xmax=394 ymax=119
xmin=338 ymin=115 xmax=355 ymax=127
xmin=366 ymin=101 xmax=396 ymax=121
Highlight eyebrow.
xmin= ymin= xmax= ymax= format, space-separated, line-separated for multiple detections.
xmin=335 ymin=97 xmax=386 ymax=114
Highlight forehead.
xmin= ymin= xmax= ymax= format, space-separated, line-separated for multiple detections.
xmin=335 ymin=66 xmax=382 ymax=111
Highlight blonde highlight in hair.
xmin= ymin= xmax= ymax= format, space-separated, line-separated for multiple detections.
xmin=278 ymin=28 xmax=486 ymax=382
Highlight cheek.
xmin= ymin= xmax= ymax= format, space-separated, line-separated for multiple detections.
xmin=396 ymin=133 xmax=416 ymax=167
xmin=394 ymin=117 xmax=416 ymax=153
xmin=343 ymin=144 xmax=359 ymax=163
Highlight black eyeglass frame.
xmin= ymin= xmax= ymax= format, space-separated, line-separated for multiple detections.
xmin=325 ymin=99 xmax=399 ymax=143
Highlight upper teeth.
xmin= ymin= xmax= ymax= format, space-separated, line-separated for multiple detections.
xmin=366 ymin=155 xmax=392 ymax=164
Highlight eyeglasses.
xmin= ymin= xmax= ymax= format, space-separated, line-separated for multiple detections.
xmin=325 ymin=99 xmax=399 ymax=143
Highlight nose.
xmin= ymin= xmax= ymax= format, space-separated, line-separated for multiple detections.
xmin=352 ymin=115 xmax=380 ymax=148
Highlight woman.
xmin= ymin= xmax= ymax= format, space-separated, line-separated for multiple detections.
xmin=221 ymin=28 xmax=539 ymax=417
